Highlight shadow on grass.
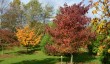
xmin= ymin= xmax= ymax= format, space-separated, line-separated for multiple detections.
xmin=12 ymin=58 xmax=59 ymax=64
xmin=17 ymin=50 xmax=36 ymax=55
xmin=4 ymin=49 xmax=38 ymax=55
xmin=11 ymin=52 xmax=96 ymax=64
xmin=0 ymin=60 xmax=3 ymax=63
xmin=63 ymin=52 xmax=96 ymax=63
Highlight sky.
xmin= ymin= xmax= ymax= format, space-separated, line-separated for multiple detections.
xmin=21 ymin=0 xmax=90 ymax=9
xmin=10 ymin=0 xmax=94 ymax=18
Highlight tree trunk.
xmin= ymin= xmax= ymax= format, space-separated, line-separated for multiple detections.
xmin=27 ymin=47 xmax=28 ymax=53
xmin=61 ymin=55 xmax=63 ymax=64
xmin=70 ymin=54 xmax=73 ymax=64
xmin=0 ymin=9 xmax=3 ymax=29
xmin=43 ymin=18 xmax=46 ymax=24
xmin=43 ymin=18 xmax=46 ymax=35
xmin=1 ymin=44 xmax=4 ymax=55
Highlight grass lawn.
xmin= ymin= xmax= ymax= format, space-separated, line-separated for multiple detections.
xmin=0 ymin=47 xmax=101 ymax=64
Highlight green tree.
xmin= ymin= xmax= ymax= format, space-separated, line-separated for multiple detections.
xmin=0 ymin=0 xmax=10 ymax=29
xmin=24 ymin=0 xmax=42 ymax=22
xmin=1 ymin=0 xmax=23 ymax=31
xmin=42 ymin=4 xmax=53 ymax=24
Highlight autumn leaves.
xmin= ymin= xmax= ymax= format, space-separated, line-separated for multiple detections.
xmin=16 ymin=26 xmax=42 ymax=47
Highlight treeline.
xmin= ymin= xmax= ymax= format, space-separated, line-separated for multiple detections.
xmin=0 ymin=0 xmax=53 ymax=31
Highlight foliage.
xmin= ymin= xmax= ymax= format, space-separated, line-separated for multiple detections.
xmin=90 ymin=0 xmax=110 ymax=63
xmin=0 ymin=0 xmax=10 ymax=27
xmin=46 ymin=1 xmax=95 ymax=63
xmin=42 ymin=4 xmax=53 ymax=24
xmin=90 ymin=0 xmax=110 ymax=34
xmin=40 ymin=34 xmax=51 ymax=51
xmin=29 ymin=21 xmax=44 ymax=35
xmin=16 ymin=26 xmax=42 ymax=48
xmin=47 ymin=2 xmax=94 ymax=54
xmin=0 ymin=29 xmax=19 ymax=46
xmin=24 ymin=0 xmax=42 ymax=22
xmin=45 ymin=43 xmax=59 ymax=55
xmin=1 ymin=0 xmax=23 ymax=31
xmin=0 ymin=29 xmax=19 ymax=54
xmin=23 ymin=0 xmax=53 ymax=24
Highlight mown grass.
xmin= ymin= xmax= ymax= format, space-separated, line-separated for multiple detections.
xmin=0 ymin=47 xmax=101 ymax=64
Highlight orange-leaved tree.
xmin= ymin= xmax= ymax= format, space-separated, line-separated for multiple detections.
xmin=16 ymin=26 xmax=42 ymax=52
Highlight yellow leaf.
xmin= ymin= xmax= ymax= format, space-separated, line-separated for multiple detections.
xmin=108 ymin=49 xmax=110 ymax=53
xmin=101 ymin=6 xmax=105 ymax=11
xmin=92 ymin=10 xmax=97 ymax=14
xmin=93 ymin=2 xmax=99 ymax=6
xmin=91 ymin=18 xmax=98 ymax=25
xmin=104 ymin=0 xmax=108 ymax=3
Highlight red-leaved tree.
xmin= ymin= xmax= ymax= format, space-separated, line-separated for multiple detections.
xmin=46 ymin=1 xmax=95 ymax=64
xmin=0 ymin=29 xmax=19 ymax=54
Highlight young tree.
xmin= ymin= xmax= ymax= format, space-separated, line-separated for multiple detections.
xmin=16 ymin=26 xmax=42 ymax=52
xmin=0 ymin=29 xmax=18 ymax=54
xmin=46 ymin=1 xmax=94 ymax=64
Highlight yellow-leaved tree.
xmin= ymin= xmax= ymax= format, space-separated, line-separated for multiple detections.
xmin=90 ymin=0 xmax=110 ymax=63
xmin=16 ymin=26 xmax=42 ymax=52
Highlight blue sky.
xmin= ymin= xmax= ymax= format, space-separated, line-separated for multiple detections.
xmin=21 ymin=0 xmax=90 ymax=9
xmin=10 ymin=0 xmax=93 ymax=18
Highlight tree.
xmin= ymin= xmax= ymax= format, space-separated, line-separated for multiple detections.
xmin=23 ymin=0 xmax=53 ymax=33
xmin=90 ymin=0 xmax=110 ymax=63
xmin=42 ymin=4 xmax=53 ymax=24
xmin=46 ymin=1 xmax=94 ymax=64
xmin=0 ymin=29 xmax=18 ymax=54
xmin=0 ymin=0 xmax=10 ymax=29
xmin=24 ymin=0 xmax=42 ymax=22
xmin=1 ymin=0 xmax=24 ymax=31
xmin=29 ymin=21 xmax=44 ymax=36
xmin=41 ymin=4 xmax=54 ymax=34
xmin=16 ymin=26 xmax=42 ymax=52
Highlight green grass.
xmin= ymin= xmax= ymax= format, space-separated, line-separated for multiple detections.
xmin=0 ymin=47 xmax=101 ymax=64
xmin=0 ymin=47 xmax=60 ymax=64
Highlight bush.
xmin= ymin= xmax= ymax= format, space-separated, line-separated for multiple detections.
xmin=40 ymin=34 xmax=52 ymax=52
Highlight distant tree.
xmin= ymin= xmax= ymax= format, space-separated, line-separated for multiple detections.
xmin=0 ymin=0 xmax=10 ymax=29
xmin=29 ymin=21 xmax=44 ymax=35
xmin=24 ymin=0 xmax=42 ymax=22
xmin=42 ymin=4 xmax=53 ymax=24
xmin=1 ymin=0 xmax=23 ymax=31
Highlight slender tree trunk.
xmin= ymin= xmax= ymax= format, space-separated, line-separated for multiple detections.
xmin=70 ymin=54 xmax=73 ymax=64
xmin=43 ymin=18 xmax=45 ymax=24
xmin=61 ymin=55 xmax=63 ymax=64
xmin=27 ymin=47 xmax=28 ymax=53
xmin=1 ymin=44 xmax=4 ymax=55
xmin=43 ymin=18 xmax=46 ymax=35
xmin=0 ymin=9 xmax=3 ymax=29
